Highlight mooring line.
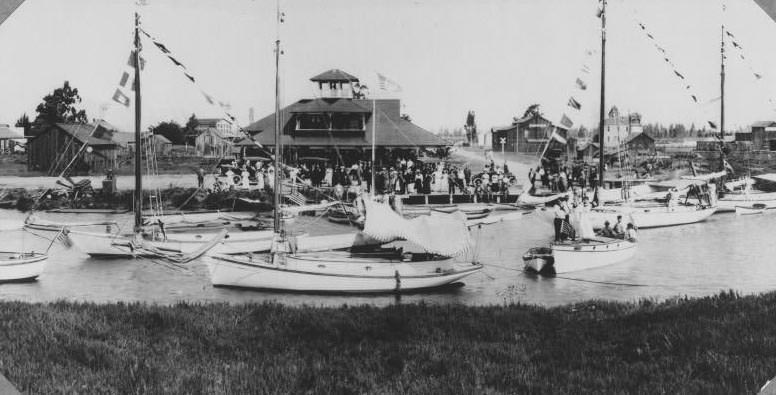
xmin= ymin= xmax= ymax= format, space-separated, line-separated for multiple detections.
xmin=482 ymin=262 xmax=648 ymax=287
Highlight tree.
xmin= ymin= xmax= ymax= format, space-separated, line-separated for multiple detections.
xmin=151 ymin=121 xmax=185 ymax=145
xmin=34 ymin=81 xmax=88 ymax=124
xmin=15 ymin=113 xmax=30 ymax=128
xmin=521 ymin=104 xmax=542 ymax=119
xmin=184 ymin=113 xmax=200 ymax=145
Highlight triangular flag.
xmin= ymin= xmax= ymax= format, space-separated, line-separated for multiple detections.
xmin=575 ymin=78 xmax=587 ymax=90
xmin=567 ymin=97 xmax=581 ymax=110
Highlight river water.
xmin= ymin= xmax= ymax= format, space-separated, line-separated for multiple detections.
xmin=0 ymin=207 xmax=773 ymax=307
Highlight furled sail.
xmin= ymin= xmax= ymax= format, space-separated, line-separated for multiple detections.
xmin=362 ymin=200 xmax=472 ymax=257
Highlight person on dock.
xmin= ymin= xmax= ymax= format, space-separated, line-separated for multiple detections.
xmin=196 ymin=168 xmax=205 ymax=188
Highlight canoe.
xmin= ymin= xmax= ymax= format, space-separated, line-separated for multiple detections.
xmin=0 ymin=252 xmax=47 ymax=283
xmin=523 ymin=238 xmax=636 ymax=275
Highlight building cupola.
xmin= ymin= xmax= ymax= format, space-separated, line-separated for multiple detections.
xmin=310 ymin=69 xmax=359 ymax=99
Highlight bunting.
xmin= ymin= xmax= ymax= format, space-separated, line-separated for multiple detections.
xmin=631 ymin=16 xmax=700 ymax=106
xmin=139 ymin=26 xmax=260 ymax=147
xmin=111 ymin=44 xmax=144 ymax=107
xmin=567 ymin=97 xmax=582 ymax=110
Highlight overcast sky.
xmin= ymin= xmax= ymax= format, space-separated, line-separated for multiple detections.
xmin=2 ymin=0 xmax=776 ymax=134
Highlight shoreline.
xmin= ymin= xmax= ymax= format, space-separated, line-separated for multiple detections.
xmin=0 ymin=290 xmax=771 ymax=393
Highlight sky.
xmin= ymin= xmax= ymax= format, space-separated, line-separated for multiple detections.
xmin=2 ymin=0 xmax=776 ymax=136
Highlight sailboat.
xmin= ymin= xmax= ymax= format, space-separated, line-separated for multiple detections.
xmin=206 ymin=11 xmax=483 ymax=293
xmin=66 ymin=13 xmax=226 ymax=261
xmin=583 ymin=0 xmax=716 ymax=228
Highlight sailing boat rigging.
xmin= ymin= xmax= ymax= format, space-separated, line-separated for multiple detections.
xmin=206 ymin=4 xmax=483 ymax=293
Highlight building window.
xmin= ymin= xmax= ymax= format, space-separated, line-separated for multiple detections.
xmin=331 ymin=113 xmax=364 ymax=130
xmin=297 ymin=114 xmax=329 ymax=130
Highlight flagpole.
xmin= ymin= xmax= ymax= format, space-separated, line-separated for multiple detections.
xmin=133 ymin=12 xmax=143 ymax=234
xmin=720 ymin=23 xmax=725 ymax=143
xmin=273 ymin=3 xmax=282 ymax=233
xmin=598 ymin=0 xmax=606 ymax=188
xmin=371 ymin=98 xmax=376 ymax=194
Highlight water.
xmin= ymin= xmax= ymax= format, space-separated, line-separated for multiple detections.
xmin=1 ymin=208 xmax=774 ymax=307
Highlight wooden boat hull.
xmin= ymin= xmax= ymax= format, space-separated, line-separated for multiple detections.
xmin=523 ymin=239 xmax=636 ymax=274
xmin=586 ymin=205 xmax=717 ymax=229
xmin=0 ymin=252 xmax=47 ymax=282
xmin=734 ymin=204 xmax=773 ymax=215
xmin=717 ymin=196 xmax=776 ymax=213
xmin=207 ymin=253 xmax=482 ymax=293
xmin=69 ymin=229 xmax=383 ymax=257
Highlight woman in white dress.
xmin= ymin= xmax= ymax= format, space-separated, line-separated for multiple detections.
xmin=241 ymin=166 xmax=250 ymax=189
xmin=256 ymin=167 xmax=265 ymax=190
xmin=324 ymin=167 xmax=333 ymax=186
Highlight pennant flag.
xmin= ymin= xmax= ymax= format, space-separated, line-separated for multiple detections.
xmin=201 ymin=91 xmax=214 ymax=104
xmin=639 ymin=23 xmax=646 ymax=30
xmin=755 ymin=73 xmax=762 ymax=79
xmin=581 ymin=65 xmax=591 ymax=74
xmin=127 ymin=51 xmax=146 ymax=70
xmin=674 ymin=70 xmax=685 ymax=79
xmin=153 ymin=41 xmax=171 ymax=54
xmin=708 ymin=121 xmax=717 ymax=129
xmin=596 ymin=7 xmax=603 ymax=18
xmin=691 ymin=95 xmax=698 ymax=102
xmin=725 ymin=30 xmax=735 ymax=38
xmin=112 ymin=89 xmax=130 ymax=107
xmin=376 ymin=72 xmax=402 ymax=92
xmin=647 ymin=33 xmax=654 ymax=39
xmin=167 ymin=55 xmax=185 ymax=68
xmin=575 ymin=78 xmax=587 ymax=90
xmin=559 ymin=114 xmax=573 ymax=129
xmin=567 ymin=97 xmax=581 ymax=110
xmin=184 ymin=72 xmax=195 ymax=83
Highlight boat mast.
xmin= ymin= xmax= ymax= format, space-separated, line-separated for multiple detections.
xmin=273 ymin=3 xmax=282 ymax=233
xmin=133 ymin=12 xmax=143 ymax=233
xmin=720 ymin=24 xmax=725 ymax=142
xmin=598 ymin=0 xmax=606 ymax=186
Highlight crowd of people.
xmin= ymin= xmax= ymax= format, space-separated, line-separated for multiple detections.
xmin=528 ymin=163 xmax=600 ymax=193
xmin=207 ymin=156 xmax=515 ymax=202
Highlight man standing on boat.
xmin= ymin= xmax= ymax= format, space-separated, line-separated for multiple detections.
xmin=613 ymin=215 xmax=625 ymax=238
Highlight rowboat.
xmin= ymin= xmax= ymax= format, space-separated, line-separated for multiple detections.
xmin=523 ymin=237 xmax=636 ymax=275
xmin=717 ymin=192 xmax=776 ymax=213
xmin=0 ymin=252 xmax=47 ymax=283
xmin=735 ymin=203 xmax=770 ymax=215
xmin=207 ymin=250 xmax=482 ymax=293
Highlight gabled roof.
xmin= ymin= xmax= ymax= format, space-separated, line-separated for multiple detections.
xmin=289 ymin=98 xmax=370 ymax=113
xmin=197 ymin=118 xmax=231 ymax=127
xmin=624 ymin=132 xmax=654 ymax=145
xmin=54 ymin=123 xmax=118 ymax=146
xmin=752 ymin=121 xmax=776 ymax=128
xmin=310 ymin=69 xmax=359 ymax=83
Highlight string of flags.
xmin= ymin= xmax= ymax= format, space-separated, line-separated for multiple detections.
xmin=138 ymin=28 xmax=236 ymax=116
xmin=558 ymin=45 xmax=598 ymax=130
xmin=724 ymin=29 xmax=763 ymax=81
xmin=633 ymin=18 xmax=700 ymax=105
xmin=111 ymin=50 xmax=144 ymax=107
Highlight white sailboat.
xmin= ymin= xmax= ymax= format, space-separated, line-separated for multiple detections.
xmin=206 ymin=13 xmax=482 ymax=293
xmin=0 ymin=251 xmax=47 ymax=283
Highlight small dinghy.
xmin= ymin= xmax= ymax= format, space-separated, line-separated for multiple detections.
xmin=735 ymin=203 xmax=768 ymax=215
xmin=523 ymin=238 xmax=637 ymax=275
xmin=0 ymin=252 xmax=47 ymax=283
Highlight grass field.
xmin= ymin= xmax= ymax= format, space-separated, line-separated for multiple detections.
xmin=0 ymin=291 xmax=774 ymax=394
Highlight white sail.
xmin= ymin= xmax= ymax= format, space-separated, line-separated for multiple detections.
xmin=362 ymin=199 xmax=471 ymax=257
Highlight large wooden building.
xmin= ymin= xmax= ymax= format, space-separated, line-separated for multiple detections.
xmin=736 ymin=121 xmax=776 ymax=151
xmin=243 ymin=69 xmax=446 ymax=166
xmin=489 ymin=112 xmax=569 ymax=155
xmin=26 ymin=122 xmax=131 ymax=175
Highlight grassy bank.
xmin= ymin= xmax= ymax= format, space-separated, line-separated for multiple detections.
xmin=0 ymin=291 xmax=774 ymax=393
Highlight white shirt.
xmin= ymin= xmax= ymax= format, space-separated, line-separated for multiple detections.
xmin=553 ymin=204 xmax=566 ymax=219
